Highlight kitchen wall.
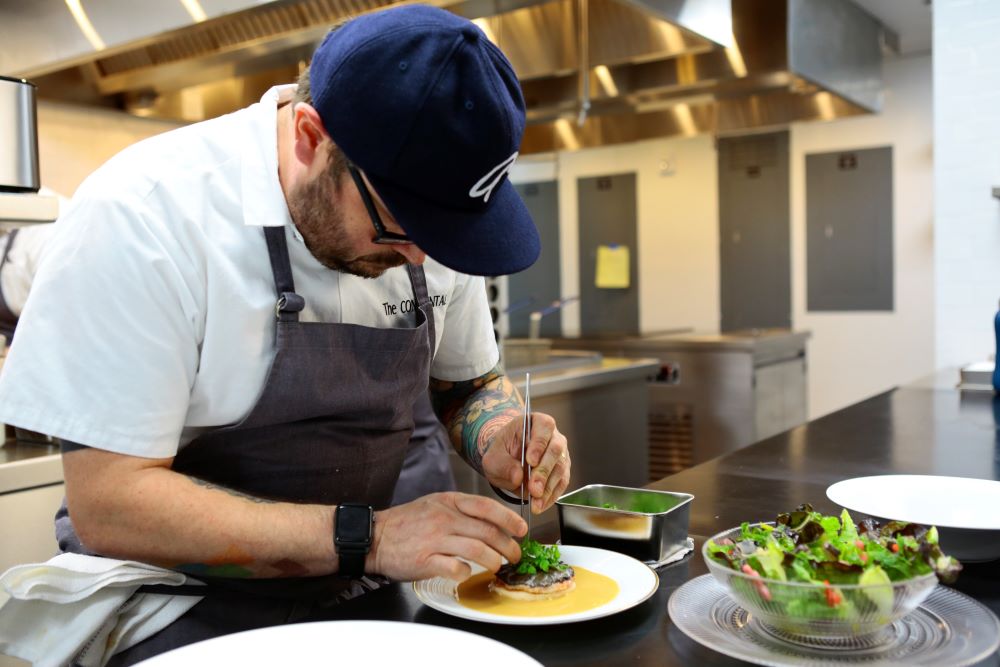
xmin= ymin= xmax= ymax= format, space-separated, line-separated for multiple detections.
xmin=791 ymin=54 xmax=935 ymax=418
xmin=513 ymin=54 xmax=934 ymax=420
xmin=933 ymin=0 xmax=1000 ymax=370
xmin=511 ymin=134 xmax=720 ymax=338
xmin=36 ymin=102 xmax=184 ymax=198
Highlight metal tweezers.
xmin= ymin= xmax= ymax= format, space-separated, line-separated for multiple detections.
xmin=520 ymin=371 xmax=532 ymax=540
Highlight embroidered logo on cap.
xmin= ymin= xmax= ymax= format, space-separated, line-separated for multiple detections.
xmin=469 ymin=152 xmax=518 ymax=203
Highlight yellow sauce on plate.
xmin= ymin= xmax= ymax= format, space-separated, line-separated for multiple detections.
xmin=456 ymin=566 xmax=619 ymax=617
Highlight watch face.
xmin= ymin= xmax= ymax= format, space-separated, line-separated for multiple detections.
xmin=337 ymin=505 xmax=373 ymax=543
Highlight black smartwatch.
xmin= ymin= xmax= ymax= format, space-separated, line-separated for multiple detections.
xmin=334 ymin=503 xmax=374 ymax=578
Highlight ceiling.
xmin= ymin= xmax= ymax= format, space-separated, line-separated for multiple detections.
xmin=1 ymin=0 xmax=894 ymax=153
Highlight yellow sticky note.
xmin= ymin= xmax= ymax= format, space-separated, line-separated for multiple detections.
xmin=595 ymin=244 xmax=630 ymax=289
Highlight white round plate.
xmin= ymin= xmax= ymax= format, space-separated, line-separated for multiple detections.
xmin=412 ymin=544 xmax=658 ymax=625
xmin=136 ymin=620 xmax=542 ymax=667
xmin=827 ymin=474 xmax=1000 ymax=561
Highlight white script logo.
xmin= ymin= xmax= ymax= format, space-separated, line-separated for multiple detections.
xmin=468 ymin=152 xmax=518 ymax=203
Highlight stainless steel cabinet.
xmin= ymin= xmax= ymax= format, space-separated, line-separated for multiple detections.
xmin=553 ymin=330 xmax=810 ymax=478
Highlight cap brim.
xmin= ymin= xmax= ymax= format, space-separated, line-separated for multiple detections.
xmin=366 ymin=174 xmax=540 ymax=277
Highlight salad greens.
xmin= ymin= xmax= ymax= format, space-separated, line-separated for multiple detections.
xmin=515 ymin=538 xmax=570 ymax=575
xmin=708 ymin=504 xmax=962 ymax=585
xmin=706 ymin=504 xmax=962 ymax=620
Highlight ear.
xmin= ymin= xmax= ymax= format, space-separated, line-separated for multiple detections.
xmin=291 ymin=103 xmax=329 ymax=169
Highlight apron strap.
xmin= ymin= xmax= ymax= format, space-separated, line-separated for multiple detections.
xmin=263 ymin=226 xmax=304 ymax=322
xmin=405 ymin=263 xmax=436 ymax=353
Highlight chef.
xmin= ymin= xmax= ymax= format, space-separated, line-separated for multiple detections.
xmin=0 ymin=223 xmax=456 ymax=504
xmin=0 ymin=5 xmax=571 ymax=664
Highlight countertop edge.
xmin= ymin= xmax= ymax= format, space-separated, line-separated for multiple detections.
xmin=0 ymin=452 xmax=62 ymax=494
xmin=510 ymin=357 xmax=659 ymax=397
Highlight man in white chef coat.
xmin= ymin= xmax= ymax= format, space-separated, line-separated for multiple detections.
xmin=0 ymin=5 xmax=571 ymax=664
xmin=0 ymin=224 xmax=458 ymax=503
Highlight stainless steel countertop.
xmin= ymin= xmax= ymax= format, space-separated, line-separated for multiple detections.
xmin=552 ymin=328 xmax=810 ymax=351
xmin=550 ymin=329 xmax=811 ymax=365
xmin=507 ymin=356 xmax=659 ymax=397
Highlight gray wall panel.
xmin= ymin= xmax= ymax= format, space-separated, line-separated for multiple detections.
xmin=806 ymin=146 xmax=894 ymax=311
xmin=718 ymin=131 xmax=792 ymax=331
xmin=578 ymin=173 xmax=639 ymax=336
xmin=510 ymin=181 xmax=562 ymax=337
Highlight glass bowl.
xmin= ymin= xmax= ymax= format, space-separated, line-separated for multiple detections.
xmin=702 ymin=524 xmax=938 ymax=639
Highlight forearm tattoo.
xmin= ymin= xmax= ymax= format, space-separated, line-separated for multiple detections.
xmin=431 ymin=363 xmax=522 ymax=474
xmin=185 ymin=475 xmax=277 ymax=503
xmin=176 ymin=477 xmax=309 ymax=578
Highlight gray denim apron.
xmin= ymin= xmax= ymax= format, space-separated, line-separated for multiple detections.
xmin=62 ymin=225 xmax=436 ymax=665
xmin=391 ymin=391 xmax=456 ymax=506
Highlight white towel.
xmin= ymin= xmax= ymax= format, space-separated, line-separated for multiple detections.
xmin=0 ymin=553 xmax=204 ymax=667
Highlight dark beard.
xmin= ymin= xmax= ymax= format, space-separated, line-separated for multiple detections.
xmin=286 ymin=173 xmax=405 ymax=279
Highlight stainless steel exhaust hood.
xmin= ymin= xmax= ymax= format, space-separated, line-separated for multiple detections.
xmin=0 ymin=0 xmax=893 ymax=154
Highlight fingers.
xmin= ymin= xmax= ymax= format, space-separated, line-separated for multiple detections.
xmin=425 ymin=554 xmax=472 ymax=582
xmin=437 ymin=535 xmax=506 ymax=574
xmin=433 ymin=495 xmax=523 ymax=573
xmin=525 ymin=412 xmax=556 ymax=469
xmin=371 ymin=493 xmax=527 ymax=583
xmin=454 ymin=493 xmax=527 ymax=540
xmin=540 ymin=448 xmax=571 ymax=511
xmin=494 ymin=451 xmax=524 ymax=489
xmin=523 ymin=415 xmax=571 ymax=512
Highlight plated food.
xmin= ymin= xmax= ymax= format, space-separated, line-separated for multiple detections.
xmin=455 ymin=540 xmax=618 ymax=618
xmin=491 ymin=540 xmax=576 ymax=600
xmin=703 ymin=504 xmax=963 ymax=637
xmin=413 ymin=544 xmax=658 ymax=625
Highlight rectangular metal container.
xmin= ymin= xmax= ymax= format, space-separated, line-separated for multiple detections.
xmin=556 ymin=484 xmax=693 ymax=563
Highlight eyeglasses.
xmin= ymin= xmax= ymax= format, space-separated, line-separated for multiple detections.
xmin=347 ymin=163 xmax=412 ymax=245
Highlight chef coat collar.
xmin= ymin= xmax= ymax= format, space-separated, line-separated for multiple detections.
xmin=241 ymin=85 xmax=296 ymax=232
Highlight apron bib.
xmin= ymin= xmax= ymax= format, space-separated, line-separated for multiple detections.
xmin=172 ymin=226 xmax=435 ymax=509
xmin=58 ymin=224 xmax=435 ymax=607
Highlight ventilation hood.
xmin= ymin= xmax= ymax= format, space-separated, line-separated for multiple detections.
xmin=0 ymin=0 xmax=894 ymax=154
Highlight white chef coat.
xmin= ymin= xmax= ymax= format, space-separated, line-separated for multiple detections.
xmin=0 ymin=86 xmax=499 ymax=459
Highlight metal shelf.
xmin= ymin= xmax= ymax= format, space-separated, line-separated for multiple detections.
xmin=0 ymin=192 xmax=59 ymax=223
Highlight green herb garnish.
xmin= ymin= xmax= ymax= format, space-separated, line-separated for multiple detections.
xmin=515 ymin=538 xmax=570 ymax=575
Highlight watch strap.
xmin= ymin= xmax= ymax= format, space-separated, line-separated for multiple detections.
xmin=337 ymin=548 xmax=367 ymax=578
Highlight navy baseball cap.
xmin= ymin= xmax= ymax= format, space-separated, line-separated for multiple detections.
xmin=309 ymin=4 xmax=540 ymax=276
